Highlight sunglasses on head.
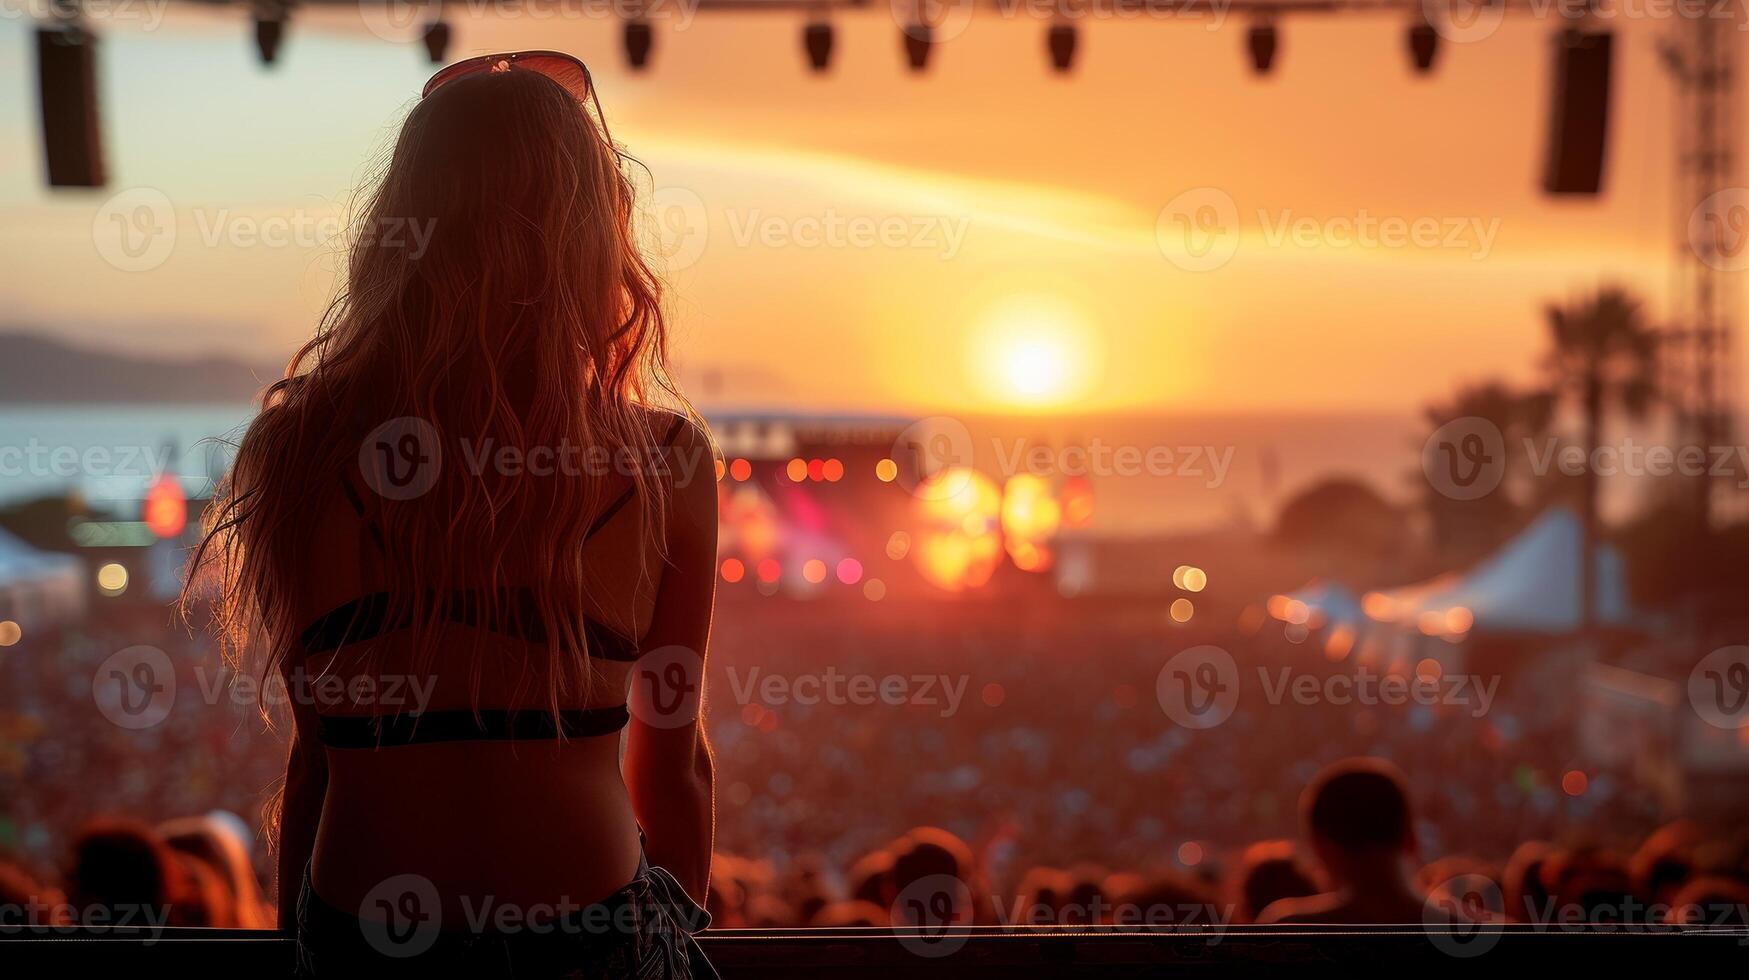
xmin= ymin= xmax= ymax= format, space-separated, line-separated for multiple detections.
xmin=422 ymin=50 xmax=594 ymax=103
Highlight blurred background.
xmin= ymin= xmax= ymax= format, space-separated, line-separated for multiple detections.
xmin=3 ymin=0 xmax=1749 ymax=929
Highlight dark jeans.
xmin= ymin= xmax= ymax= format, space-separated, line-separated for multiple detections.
xmin=295 ymin=855 xmax=716 ymax=979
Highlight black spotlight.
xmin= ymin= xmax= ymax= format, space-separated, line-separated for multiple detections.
xmin=624 ymin=19 xmax=653 ymax=71
xmin=422 ymin=19 xmax=451 ymax=65
xmin=903 ymin=22 xmax=932 ymax=73
xmin=1408 ymin=21 xmax=1438 ymax=73
xmin=253 ymin=3 xmax=286 ymax=66
xmin=804 ymin=21 xmax=833 ymax=73
xmin=36 ymin=23 xmax=106 ymax=188
xmin=1246 ymin=23 xmax=1277 ymax=76
xmin=1047 ymin=23 xmax=1077 ymax=74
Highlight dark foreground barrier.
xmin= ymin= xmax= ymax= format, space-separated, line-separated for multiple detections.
xmin=4 ymin=925 xmax=1747 ymax=976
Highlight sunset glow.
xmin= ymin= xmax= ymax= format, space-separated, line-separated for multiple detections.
xmin=970 ymin=298 xmax=1103 ymax=409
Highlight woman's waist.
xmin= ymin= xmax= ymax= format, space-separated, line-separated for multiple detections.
xmin=312 ymin=765 xmax=642 ymax=914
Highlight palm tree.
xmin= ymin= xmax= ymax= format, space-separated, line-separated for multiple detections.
xmin=1543 ymin=286 xmax=1659 ymax=631
xmin=1420 ymin=381 xmax=1555 ymax=564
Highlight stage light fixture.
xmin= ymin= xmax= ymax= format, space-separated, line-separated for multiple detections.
xmin=1247 ymin=23 xmax=1277 ymax=76
xmin=1408 ymin=21 xmax=1438 ymax=73
xmin=36 ymin=21 xmax=106 ymax=188
xmin=253 ymin=2 xmax=287 ymax=67
xmin=624 ymin=19 xmax=654 ymax=71
xmin=423 ymin=19 xmax=451 ymax=65
xmin=903 ymin=22 xmax=932 ymax=73
xmin=804 ymin=20 xmax=833 ymax=73
xmin=1047 ymin=23 xmax=1077 ymax=74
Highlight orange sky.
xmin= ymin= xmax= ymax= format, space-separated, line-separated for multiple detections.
xmin=0 ymin=8 xmax=1725 ymax=414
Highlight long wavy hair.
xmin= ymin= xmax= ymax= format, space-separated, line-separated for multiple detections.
xmin=186 ymin=67 xmax=690 ymax=718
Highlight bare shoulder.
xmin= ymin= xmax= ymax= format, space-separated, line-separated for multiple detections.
xmin=639 ymin=407 xmax=718 ymax=525
xmin=637 ymin=406 xmax=712 ymax=452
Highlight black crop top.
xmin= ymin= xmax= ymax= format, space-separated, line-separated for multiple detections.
xmin=302 ymin=413 xmax=688 ymax=748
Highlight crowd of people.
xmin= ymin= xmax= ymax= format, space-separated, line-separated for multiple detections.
xmin=4 ymin=593 xmax=1747 ymax=932
xmin=5 ymin=757 xmax=1747 ymax=935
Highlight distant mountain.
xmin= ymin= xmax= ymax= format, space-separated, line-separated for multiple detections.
xmin=0 ymin=332 xmax=277 ymax=403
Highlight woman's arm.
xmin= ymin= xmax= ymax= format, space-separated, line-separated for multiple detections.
xmin=624 ymin=421 xmax=718 ymax=903
xmin=276 ymin=661 xmax=328 ymax=929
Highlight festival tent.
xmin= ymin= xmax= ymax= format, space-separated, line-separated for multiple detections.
xmin=1370 ymin=507 xmax=1634 ymax=637
xmin=1280 ymin=579 xmax=1365 ymax=630
xmin=0 ymin=527 xmax=85 ymax=628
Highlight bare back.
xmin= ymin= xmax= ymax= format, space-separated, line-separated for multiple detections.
xmin=285 ymin=412 xmax=714 ymax=919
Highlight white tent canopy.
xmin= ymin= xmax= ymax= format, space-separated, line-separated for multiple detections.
xmin=1283 ymin=579 xmax=1364 ymax=629
xmin=0 ymin=527 xmax=85 ymax=628
xmin=1376 ymin=507 xmax=1633 ymax=636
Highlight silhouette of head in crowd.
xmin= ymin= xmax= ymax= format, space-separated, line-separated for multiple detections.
xmin=1258 ymin=758 xmax=1429 ymax=924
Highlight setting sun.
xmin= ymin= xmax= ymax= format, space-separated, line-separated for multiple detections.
xmin=969 ymin=298 xmax=1102 ymax=409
